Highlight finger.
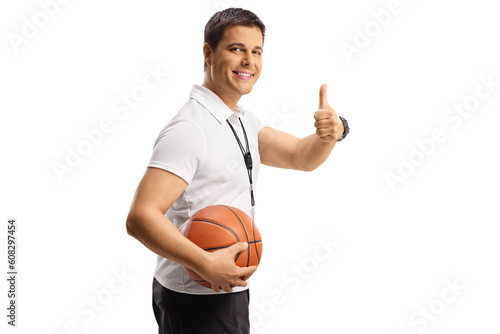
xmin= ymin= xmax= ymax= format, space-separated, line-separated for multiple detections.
xmin=228 ymin=242 xmax=248 ymax=256
xmin=315 ymin=107 xmax=338 ymax=120
xmin=314 ymin=110 xmax=327 ymax=121
xmin=314 ymin=118 xmax=334 ymax=129
xmin=231 ymin=278 xmax=248 ymax=288
xmin=319 ymin=83 xmax=329 ymax=109
xmin=222 ymin=285 xmax=233 ymax=293
xmin=212 ymin=285 xmax=220 ymax=293
xmin=319 ymin=135 xmax=335 ymax=142
xmin=316 ymin=128 xmax=333 ymax=138
xmin=238 ymin=265 xmax=257 ymax=278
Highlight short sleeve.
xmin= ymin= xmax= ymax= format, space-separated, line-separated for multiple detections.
xmin=148 ymin=118 xmax=205 ymax=184
xmin=243 ymin=110 xmax=266 ymax=135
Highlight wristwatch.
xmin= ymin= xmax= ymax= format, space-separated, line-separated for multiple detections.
xmin=337 ymin=116 xmax=349 ymax=142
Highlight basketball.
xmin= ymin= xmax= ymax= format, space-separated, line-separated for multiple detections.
xmin=182 ymin=205 xmax=263 ymax=289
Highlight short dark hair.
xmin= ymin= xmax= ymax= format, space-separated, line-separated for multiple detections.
xmin=204 ymin=8 xmax=266 ymax=71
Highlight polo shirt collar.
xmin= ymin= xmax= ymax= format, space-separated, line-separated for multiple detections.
xmin=190 ymin=84 xmax=245 ymax=124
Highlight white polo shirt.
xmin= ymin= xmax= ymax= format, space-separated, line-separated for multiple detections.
xmin=148 ymin=84 xmax=265 ymax=295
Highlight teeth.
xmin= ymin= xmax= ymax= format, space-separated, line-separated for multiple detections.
xmin=237 ymin=72 xmax=251 ymax=77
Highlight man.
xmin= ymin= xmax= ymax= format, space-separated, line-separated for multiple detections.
xmin=126 ymin=7 xmax=348 ymax=334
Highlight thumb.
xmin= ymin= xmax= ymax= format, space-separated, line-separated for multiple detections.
xmin=319 ymin=83 xmax=329 ymax=109
xmin=228 ymin=242 xmax=248 ymax=255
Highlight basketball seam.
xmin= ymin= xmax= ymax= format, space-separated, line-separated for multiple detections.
xmin=189 ymin=218 xmax=242 ymax=262
xmin=204 ymin=241 xmax=260 ymax=252
xmin=251 ymin=217 xmax=261 ymax=264
xmin=219 ymin=205 xmax=251 ymax=267
xmin=204 ymin=245 xmax=231 ymax=251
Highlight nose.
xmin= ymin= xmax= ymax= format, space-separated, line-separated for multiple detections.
xmin=241 ymin=50 xmax=253 ymax=67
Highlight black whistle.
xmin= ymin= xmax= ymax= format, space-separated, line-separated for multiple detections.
xmin=244 ymin=152 xmax=253 ymax=170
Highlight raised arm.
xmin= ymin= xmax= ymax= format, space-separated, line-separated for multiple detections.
xmin=258 ymin=84 xmax=345 ymax=171
xmin=126 ymin=167 xmax=256 ymax=293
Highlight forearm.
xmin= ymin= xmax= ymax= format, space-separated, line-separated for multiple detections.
xmin=294 ymin=133 xmax=336 ymax=171
xmin=126 ymin=209 xmax=208 ymax=272
xmin=260 ymin=83 xmax=345 ymax=171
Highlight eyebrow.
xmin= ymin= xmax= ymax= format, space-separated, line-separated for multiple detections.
xmin=226 ymin=42 xmax=263 ymax=52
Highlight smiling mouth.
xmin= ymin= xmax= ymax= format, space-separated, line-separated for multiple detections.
xmin=232 ymin=71 xmax=254 ymax=80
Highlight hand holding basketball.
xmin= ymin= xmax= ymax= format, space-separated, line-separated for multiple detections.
xmin=197 ymin=242 xmax=257 ymax=293
xmin=182 ymin=205 xmax=263 ymax=293
xmin=314 ymin=83 xmax=344 ymax=142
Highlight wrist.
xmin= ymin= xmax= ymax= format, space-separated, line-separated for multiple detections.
xmin=183 ymin=243 xmax=210 ymax=274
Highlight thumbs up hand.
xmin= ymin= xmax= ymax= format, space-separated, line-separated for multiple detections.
xmin=314 ymin=84 xmax=344 ymax=143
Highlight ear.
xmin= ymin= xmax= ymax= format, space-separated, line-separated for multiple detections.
xmin=203 ymin=43 xmax=212 ymax=68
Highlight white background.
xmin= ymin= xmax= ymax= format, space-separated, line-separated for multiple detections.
xmin=1 ymin=0 xmax=499 ymax=333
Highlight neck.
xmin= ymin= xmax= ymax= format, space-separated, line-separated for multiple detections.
xmin=202 ymin=77 xmax=240 ymax=112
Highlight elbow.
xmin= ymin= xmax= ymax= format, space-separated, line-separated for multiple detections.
xmin=126 ymin=207 xmax=160 ymax=238
xmin=126 ymin=211 xmax=139 ymax=237
xmin=302 ymin=165 xmax=317 ymax=172
xmin=298 ymin=161 xmax=319 ymax=172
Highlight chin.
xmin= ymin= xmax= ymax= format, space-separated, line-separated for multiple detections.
xmin=240 ymin=87 xmax=254 ymax=95
xmin=239 ymin=81 xmax=257 ymax=94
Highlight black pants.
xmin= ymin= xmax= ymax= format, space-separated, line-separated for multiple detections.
xmin=152 ymin=278 xmax=250 ymax=334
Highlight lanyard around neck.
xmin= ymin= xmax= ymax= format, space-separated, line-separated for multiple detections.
xmin=226 ymin=118 xmax=255 ymax=218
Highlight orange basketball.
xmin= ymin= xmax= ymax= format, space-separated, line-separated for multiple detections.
xmin=182 ymin=205 xmax=263 ymax=289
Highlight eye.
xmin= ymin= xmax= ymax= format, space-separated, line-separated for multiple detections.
xmin=253 ymin=50 xmax=262 ymax=55
xmin=231 ymin=47 xmax=242 ymax=52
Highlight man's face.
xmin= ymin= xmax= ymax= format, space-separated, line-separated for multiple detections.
xmin=206 ymin=24 xmax=263 ymax=99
